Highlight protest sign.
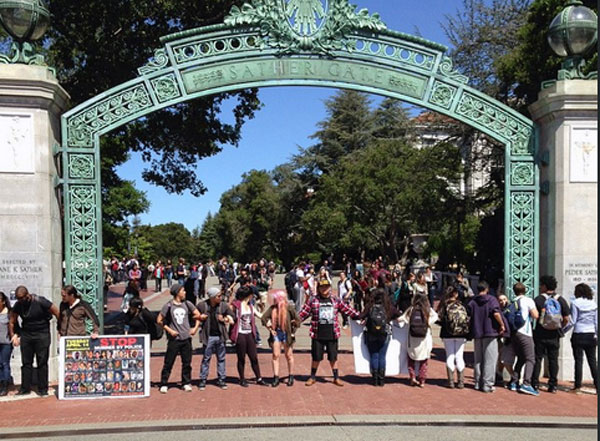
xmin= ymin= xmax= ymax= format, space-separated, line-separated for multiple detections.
xmin=350 ymin=320 xmax=408 ymax=375
xmin=59 ymin=335 xmax=150 ymax=400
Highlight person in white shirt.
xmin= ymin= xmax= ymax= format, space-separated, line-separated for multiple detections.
xmin=338 ymin=272 xmax=353 ymax=329
xmin=294 ymin=264 xmax=306 ymax=312
xmin=509 ymin=282 xmax=539 ymax=395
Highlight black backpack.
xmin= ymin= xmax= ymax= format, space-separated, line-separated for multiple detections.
xmin=146 ymin=309 xmax=164 ymax=340
xmin=367 ymin=304 xmax=388 ymax=336
xmin=409 ymin=306 xmax=428 ymax=337
xmin=284 ymin=270 xmax=297 ymax=291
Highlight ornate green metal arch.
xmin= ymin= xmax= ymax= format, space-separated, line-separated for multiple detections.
xmin=60 ymin=0 xmax=539 ymax=324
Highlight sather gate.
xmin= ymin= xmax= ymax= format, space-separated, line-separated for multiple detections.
xmin=59 ymin=0 xmax=539 ymax=325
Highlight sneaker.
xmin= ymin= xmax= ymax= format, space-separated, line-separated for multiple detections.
xmin=38 ymin=390 xmax=49 ymax=397
xmin=198 ymin=381 xmax=206 ymax=391
xmin=159 ymin=386 xmax=168 ymax=394
xmin=183 ymin=384 xmax=193 ymax=392
xmin=571 ymin=388 xmax=583 ymax=395
xmin=217 ymin=380 xmax=228 ymax=390
xmin=305 ymin=377 xmax=316 ymax=387
xmin=508 ymin=382 xmax=518 ymax=392
xmin=15 ymin=389 xmax=30 ymax=396
xmin=518 ymin=384 xmax=540 ymax=396
xmin=239 ymin=380 xmax=249 ymax=388
xmin=548 ymin=385 xmax=558 ymax=394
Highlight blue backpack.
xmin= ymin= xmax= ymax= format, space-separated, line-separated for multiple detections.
xmin=504 ymin=299 xmax=526 ymax=334
xmin=540 ymin=294 xmax=562 ymax=330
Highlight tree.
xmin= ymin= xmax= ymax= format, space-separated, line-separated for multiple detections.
xmin=0 ymin=1 xmax=263 ymax=253
xmin=143 ymin=223 xmax=194 ymax=262
xmin=193 ymin=213 xmax=222 ymax=262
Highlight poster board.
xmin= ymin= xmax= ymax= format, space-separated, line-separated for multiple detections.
xmin=59 ymin=335 xmax=150 ymax=400
xmin=350 ymin=319 xmax=408 ymax=375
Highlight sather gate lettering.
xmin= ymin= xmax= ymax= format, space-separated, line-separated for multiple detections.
xmin=60 ymin=0 xmax=539 ymax=326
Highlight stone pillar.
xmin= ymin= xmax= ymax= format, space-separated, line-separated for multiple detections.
xmin=0 ymin=64 xmax=69 ymax=385
xmin=529 ymin=79 xmax=598 ymax=383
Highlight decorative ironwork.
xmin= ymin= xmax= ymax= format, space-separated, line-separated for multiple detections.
xmin=429 ymin=81 xmax=457 ymax=109
xmin=138 ymin=48 xmax=170 ymax=75
xmin=508 ymin=192 xmax=536 ymax=291
xmin=61 ymin=0 xmax=539 ymax=324
xmin=456 ymin=92 xmax=533 ymax=155
xmin=68 ymin=154 xmax=95 ymax=180
xmin=511 ymin=162 xmax=535 ymax=186
xmin=224 ymin=0 xmax=386 ymax=55
xmin=66 ymin=84 xmax=152 ymax=147
xmin=151 ymin=73 xmax=181 ymax=103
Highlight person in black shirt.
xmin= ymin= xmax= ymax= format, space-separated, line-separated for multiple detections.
xmin=9 ymin=285 xmax=59 ymax=396
xmin=531 ymin=275 xmax=571 ymax=393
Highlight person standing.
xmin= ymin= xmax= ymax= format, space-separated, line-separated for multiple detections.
xmin=507 ymin=282 xmax=539 ymax=396
xmin=400 ymin=293 xmax=438 ymax=387
xmin=153 ymin=261 xmax=164 ymax=292
xmin=0 ymin=292 xmax=12 ymax=396
xmin=197 ymin=286 xmax=234 ymax=390
xmin=563 ymin=283 xmax=598 ymax=393
xmin=531 ymin=275 xmax=570 ymax=393
xmin=359 ymin=288 xmax=400 ymax=386
xmin=9 ymin=286 xmax=59 ymax=396
xmin=165 ymin=259 xmax=174 ymax=287
xmin=57 ymin=285 xmax=100 ymax=338
xmin=176 ymin=258 xmax=186 ymax=286
xmin=230 ymin=287 xmax=267 ymax=387
xmin=298 ymin=279 xmax=360 ymax=387
xmin=467 ymin=281 xmax=505 ymax=393
xmin=157 ymin=283 xmax=201 ymax=393
xmin=294 ymin=263 xmax=307 ymax=312
xmin=262 ymin=290 xmax=299 ymax=387
xmin=436 ymin=286 xmax=470 ymax=389
xmin=338 ymin=271 xmax=353 ymax=329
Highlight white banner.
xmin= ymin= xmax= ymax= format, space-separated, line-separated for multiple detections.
xmin=350 ymin=319 xmax=408 ymax=376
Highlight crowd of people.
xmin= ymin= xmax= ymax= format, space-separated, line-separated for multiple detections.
xmin=0 ymin=261 xmax=597 ymax=398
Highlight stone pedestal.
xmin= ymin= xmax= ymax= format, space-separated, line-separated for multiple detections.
xmin=529 ymin=80 xmax=598 ymax=384
xmin=0 ymin=64 xmax=69 ymax=384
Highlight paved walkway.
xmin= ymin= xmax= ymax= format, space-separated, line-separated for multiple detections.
xmin=0 ymin=277 xmax=596 ymax=432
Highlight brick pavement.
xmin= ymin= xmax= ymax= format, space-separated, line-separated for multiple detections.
xmin=0 ymin=280 xmax=596 ymax=429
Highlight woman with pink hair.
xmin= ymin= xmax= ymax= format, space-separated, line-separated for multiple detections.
xmin=261 ymin=290 xmax=300 ymax=387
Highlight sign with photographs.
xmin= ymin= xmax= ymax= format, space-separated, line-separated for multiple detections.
xmin=58 ymin=335 xmax=150 ymax=400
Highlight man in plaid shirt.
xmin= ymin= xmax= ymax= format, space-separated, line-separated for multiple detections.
xmin=298 ymin=278 xmax=360 ymax=386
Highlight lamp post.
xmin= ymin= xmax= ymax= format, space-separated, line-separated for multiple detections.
xmin=0 ymin=0 xmax=50 ymax=65
xmin=546 ymin=0 xmax=597 ymax=83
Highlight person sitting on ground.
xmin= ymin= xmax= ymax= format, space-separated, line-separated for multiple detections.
xmin=399 ymin=293 xmax=438 ymax=388
xmin=261 ymin=290 xmax=299 ymax=387
xmin=298 ymin=279 xmax=360 ymax=387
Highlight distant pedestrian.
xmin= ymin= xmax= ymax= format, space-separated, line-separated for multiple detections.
xmin=157 ymin=283 xmax=201 ymax=393
xmin=400 ymin=293 xmax=438 ymax=387
xmin=165 ymin=259 xmax=174 ymax=287
xmin=0 ymin=292 xmax=12 ymax=396
xmin=9 ymin=286 xmax=59 ymax=396
xmin=467 ymin=281 xmax=505 ymax=393
xmin=563 ymin=283 xmax=598 ymax=393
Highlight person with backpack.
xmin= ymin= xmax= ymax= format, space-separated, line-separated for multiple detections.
xmin=531 ymin=275 xmax=570 ymax=393
xmin=504 ymin=282 xmax=539 ymax=395
xmin=57 ymin=285 xmax=100 ymax=338
xmin=9 ymin=286 xmax=59 ymax=396
xmin=284 ymin=265 xmax=298 ymax=303
xmin=157 ymin=283 xmax=202 ymax=393
xmin=436 ymin=286 xmax=470 ymax=389
xmin=298 ymin=278 xmax=360 ymax=387
xmin=359 ymin=288 xmax=400 ymax=386
xmin=399 ymin=293 xmax=438 ymax=387
xmin=395 ymin=272 xmax=415 ymax=314
xmin=497 ymin=294 xmax=516 ymax=387
xmin=563 ymin=283 xmax=598 ymax=394
xmin=467 ymin=281 xmax=506 ymax=393
xmin=261 ymin=290 xmax=300 ymax=387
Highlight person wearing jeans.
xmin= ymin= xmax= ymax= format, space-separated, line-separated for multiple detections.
xmin=157 ymin=284 xmax=201 ymax=393
xmin=508 ymin=282 xmax=539 ymax=395
xmin=197 ymin=286 xmax=234 ymax=390
xmin=467 ymin=281 xmax=505 ymax=393
xmin=9 ymin=286 xmax=59 ymax=396
xmin=563 ymin=283 xmax=598 ymax=393
xmin=0 ymin=292 xmax=12 ymax=396
xmin=359 ymin=288 xmax=399 ymax=386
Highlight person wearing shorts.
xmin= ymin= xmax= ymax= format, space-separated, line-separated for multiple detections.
xmin=298 ymin=279 xmax=359 ymax=387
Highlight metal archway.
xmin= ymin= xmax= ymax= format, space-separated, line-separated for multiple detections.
xmin=60 ymin=0 xmax=539 ymax=323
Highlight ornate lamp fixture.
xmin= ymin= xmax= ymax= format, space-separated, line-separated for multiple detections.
xmin=547 ymin=0 xmax=597 ymax=81
xmin=0 ymin=0 xmax=50 ymax=65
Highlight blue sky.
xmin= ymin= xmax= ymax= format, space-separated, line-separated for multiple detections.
xmin=117 ymin=0 xmax=468 ymax=231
